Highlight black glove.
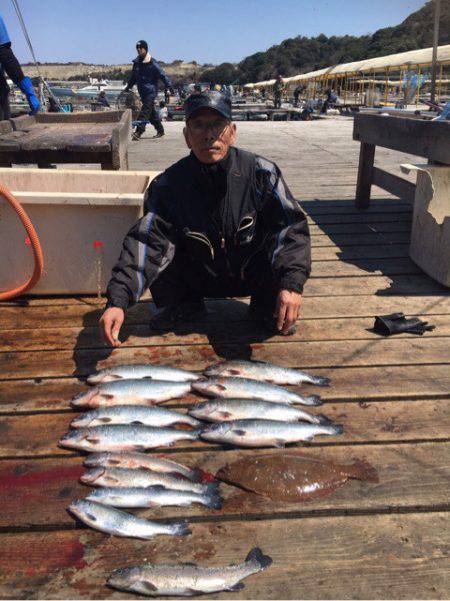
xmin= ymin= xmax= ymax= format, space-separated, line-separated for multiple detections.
xmin=373 ymin=313 xmax=435 ymax=336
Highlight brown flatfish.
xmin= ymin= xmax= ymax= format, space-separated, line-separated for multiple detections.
xmin=216 ymin=452 xmax=378 ymax=502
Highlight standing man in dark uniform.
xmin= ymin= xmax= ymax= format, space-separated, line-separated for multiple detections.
xmin=125 ymin=40 xmax=173 ymax=140
xmin=273 ymin=75 xmax=284 ymax=109
xmin=0 ymin=13 xmax=40 ymax=120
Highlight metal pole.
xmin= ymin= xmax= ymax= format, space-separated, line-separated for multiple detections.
xmin=384 ymin=67 xmax=389 ymax=105
xmin=430 ymin=0 xmax=441 ymax=103
xmin=416 ymin=65 xmax=421 ymax=107
xmin=437 ymin=64 xmax=443 ymax=102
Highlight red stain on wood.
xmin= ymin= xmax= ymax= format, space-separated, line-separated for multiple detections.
xmin=0 ymin=464 xmax=85 ymax=494
xmin=4 ymin=535 xmax=88 ymax=573
xmin=65 ymin=538 xmax=88 ymax=570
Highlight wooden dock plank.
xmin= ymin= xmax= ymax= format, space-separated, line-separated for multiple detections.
xmin=1 ymin=315 xmax=448 ymax=352
xmin=2 ymin=364 xmax=450 ymax=414
xmin=313 ymin=244 xmax=410 ymax=260
xmin=0 ymin=336 xmax=448 ymax=380
xmin=306 ymin=212 xmax=410 ymax=225
xmin=0 ymin=512 xmax=448 ymax=599
xmin=311 ymin=258 xmax=420 ymax=277
xmin=0 ymin=398 xmax=448 ymax=458
xmin=311 ymin=232 xmax=411 ymax=247
xmin=2 ymin=364 xmax=450 ymax=413
xmin=0 ymin=442 xmax=448 ymax=530
xmin=1 ymin=294 xmax=448 ymax=330
xmin=0 ymin=273 xmax=445 ymax=310
xmin=308 ymin=221 xmax=412 ymax=235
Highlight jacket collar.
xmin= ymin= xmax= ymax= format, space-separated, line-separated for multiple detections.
xmin=189 ymin=147 xmax=235 ymax=176
xmin=133 ymin=52 xmax=152 ymax=64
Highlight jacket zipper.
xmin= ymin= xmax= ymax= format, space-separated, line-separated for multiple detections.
xmin=240 ymin=232 xmax=270 ymax=280
xmin=219 ymin=230 xmax=234 ymax=276
xmin=184 ymin=230 xmax=215 ymax=260
xmin=234 ymin=215 xmax=255 ymax=245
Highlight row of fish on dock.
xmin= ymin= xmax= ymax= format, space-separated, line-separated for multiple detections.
xmin=61 ymin=360 xmax=339 ymax=452
xmin=57 ymin=359 xmax=348 ymax=596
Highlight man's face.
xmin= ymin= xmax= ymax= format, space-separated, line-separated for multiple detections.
xmin=184 ymin=108 xmax=236 ymax=164
xmin=136 ymin=46 xmax=147 ymax=58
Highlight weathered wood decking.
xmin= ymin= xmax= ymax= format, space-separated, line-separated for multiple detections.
xmin=0 ymin=118 xmax=449 ymax=599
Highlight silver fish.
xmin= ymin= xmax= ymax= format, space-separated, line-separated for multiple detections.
xmin=107 ymin=547 xmax=272 ymax=596
xmin=68 ymin=499 xmax=190 ymax=540
xmin=71 ymin=406 xmax=200 ymax=429
xmin=192 ymin=377 xmax=322 ymax=406
xmin=81 ymin=467 xmax=218 ymax=496
xmin=88 ymin=364 xmax=200 ymax=385
xmin=87 ymin=485 xmax=222 ymax=509
xmin=71 ymin=379 xmax=191 ymax=409
xmin=189 ymin=398 xmax=331 ymax=425
xmin=205 ymin=360 xmax=330 ymax=387
xmin=201 ymin=419 xmax=343 ymax=447
xmin=59 ymin=425 xmax=201 ymax=453
xmin=83 ymin=452 xmax=204 ymax=482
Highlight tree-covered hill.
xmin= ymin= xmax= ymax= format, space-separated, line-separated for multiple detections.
xmin=202 ymin=0 xmax=449 ymax=84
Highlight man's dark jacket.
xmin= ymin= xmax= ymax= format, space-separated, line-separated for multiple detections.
xmin=106 ymin=147 xmax=311 ymax=310
xmin=126 ymin=55 xmax=172 ymax=100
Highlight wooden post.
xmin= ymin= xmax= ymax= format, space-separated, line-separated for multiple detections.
xmin=355 ymin=142 xmax=375 ymax=209
xmin=430 ymin=0 xmax=441 ymax=104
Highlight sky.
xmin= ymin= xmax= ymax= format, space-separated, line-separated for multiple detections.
xmin=2 ymin=0 xmax=427 ymax=65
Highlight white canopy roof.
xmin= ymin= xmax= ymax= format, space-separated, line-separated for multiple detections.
xmin=245 ymin=44 xmax=450 ymax=88
xmin=331 ymin=44 xmax=450 ymax=75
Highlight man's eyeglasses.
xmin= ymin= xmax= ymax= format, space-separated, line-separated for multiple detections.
xmin=187 ymin=119 xmax=230 ymax=136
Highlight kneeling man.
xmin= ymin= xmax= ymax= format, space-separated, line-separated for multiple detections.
xmin=100 ymin=91 xmax=311 ymax=346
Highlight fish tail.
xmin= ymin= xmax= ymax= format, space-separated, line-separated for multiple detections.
xmin=83 ymin=453 xmax=102 ymax=468
xmin=189 ymin=468 xmax=206 ymax=482
xmin=346 ymin=459 xmax=379 ymax=483
xmin=173 ymin=520 xmax=192 ymax=537
xmin=305 ymin=395 xmax=323 ymax=406
xmin=205 ymin=481 xmax=220 ymax=495
xmin=204 ymin=493 xmax=222 ymax=510
xmin=311 ymin=375 xmax=331 ymax=387
xmin=190 ymin=428 xmax=204 ymax=439
xmin=245 ymin=547 xmax=273 ymax=570
xmin=190 ymin=468 xmax=217 ymax=483
xmin=315 ymin=414 xmax=334 ymax=426
xmin=330 ymin=423 xmax=344 ymax=436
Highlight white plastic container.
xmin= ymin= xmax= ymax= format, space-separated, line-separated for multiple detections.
xmin=0 ymin=168 xmax=159 ymax=294
xmin=402 ymin=163 xmax=450 ymax=287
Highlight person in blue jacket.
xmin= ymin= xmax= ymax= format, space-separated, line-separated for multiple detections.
xmin=125 ymin=40 xmax=173 ymax=140
xmin=0 ymin=14 xmax=40 ymax=120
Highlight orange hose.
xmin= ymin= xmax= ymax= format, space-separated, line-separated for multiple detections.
xmin=0 ymin=184 xmax=44 ymax=300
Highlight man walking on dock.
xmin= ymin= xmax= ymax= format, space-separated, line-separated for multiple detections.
xmin=125 ymin=40 xmax=173 ymax=140
xmin=101 ymin=91 xmax=311 ymax=345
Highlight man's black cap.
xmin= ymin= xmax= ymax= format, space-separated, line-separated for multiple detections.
xmin=136 ymin=40 xmax=148 ymax=51
xmin=184 ymin=91 xmax=232 ymax=122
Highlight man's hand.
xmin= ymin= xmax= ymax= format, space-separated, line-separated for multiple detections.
xmin=100 ymin=307 xmax=125 ymax=347
xmin=275 ymin=290 xmax=302 ymax=334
